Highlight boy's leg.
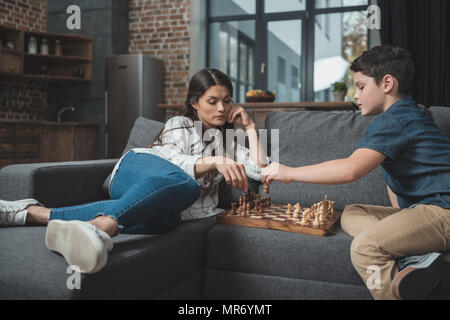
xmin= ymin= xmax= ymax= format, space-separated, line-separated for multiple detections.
xmin=349 ymin=204 xmax=450 ymax=300
xmin=341 ymin=204 xmax=401 ymax=237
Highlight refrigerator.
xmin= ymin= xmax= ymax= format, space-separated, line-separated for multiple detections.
xmin=105 ymin=54 xmax=165 ymax=158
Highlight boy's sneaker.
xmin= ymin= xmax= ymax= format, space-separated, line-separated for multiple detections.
xmin=0 ymin=199 xmax=42 ymax=227
xmin=45 ymin=220 xmax=113 ymax=274
xmin=391 ymin=252 xmax=444 ymax=300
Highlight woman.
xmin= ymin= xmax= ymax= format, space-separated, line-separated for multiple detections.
xmin=0 ymin=68 xmax=268 ymax=274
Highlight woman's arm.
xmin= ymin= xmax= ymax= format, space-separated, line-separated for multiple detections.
xmin=245 ymin=122 xmax=269 ymax=168
xmin=228 ymin=105 xmax=268 ymax=168
xmin=195 ymin=156 xmax=249 ymax=191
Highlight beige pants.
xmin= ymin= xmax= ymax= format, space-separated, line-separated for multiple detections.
xmin=341 ymin=204 xmax=450 ymax=300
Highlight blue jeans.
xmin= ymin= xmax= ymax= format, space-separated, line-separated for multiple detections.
xmin=50 ymin=151 xmax=200 ymax=234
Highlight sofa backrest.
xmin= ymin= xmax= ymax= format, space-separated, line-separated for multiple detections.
xmin=264 ymin=107 xmax=450 ymax=210
xmin=103 ymin=117 xmax=165 ymax=193
xmin=428 ymin=106 xmax=450 ymax=137
xmin=122 ymin=117 xmax=165 ymax=155
xmin=265 ymin=111 xmax=389 ymax=210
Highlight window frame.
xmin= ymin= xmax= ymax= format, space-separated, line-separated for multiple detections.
xmin=207 ymin=0 xmax=369 ymax=102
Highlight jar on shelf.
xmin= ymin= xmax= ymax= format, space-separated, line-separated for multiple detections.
xmin=54 ymin=40 xmax=62 ymax=56
xmin=40 ymin=38 xmax=49 ymax=55
xmin=28 ymin=36 xmax=37 ymax=54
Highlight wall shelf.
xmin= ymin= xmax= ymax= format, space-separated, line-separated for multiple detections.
xmin=0 ymin=24 xmax=92 ymax=82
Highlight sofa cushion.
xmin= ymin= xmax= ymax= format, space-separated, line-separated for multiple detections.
xmin=102 ymin=117 xmax=165 ymax=193
xmin=0 ymin=217 xmax=215 ymax=299
xmin=205 ymin=224 xmax=367 ymax=288
xmin=264 ymin=111 xmax=391 ymax=210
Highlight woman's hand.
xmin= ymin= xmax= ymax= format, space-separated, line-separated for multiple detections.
xmin=215 ymin=157 xmax=249 ymax=192
xmin=261 ymin=163 xmax=294 ymax=186
xmin=227 ymin=104 xmax=254 ymax=129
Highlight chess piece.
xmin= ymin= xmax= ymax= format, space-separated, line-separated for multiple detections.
xmin=293 ymin=203 xmax=301 ymax=219
xmin=328 ymin=200 xmax=335 ymax=218
xmin=286 ymin=203 xmax=292 ymax=216
xmin=318 ymin=202 xmax=327 ymax=223
xmin=263 ymin=183 xmax=269 ymax=194
xmin=313 ymin=210 xmax=320 ymax=228
xmin=300 ymin=208 xmax=310 ymax=226
xmin=246 ymin=202 xmax=251 ymax=216
xmin=231 ymin=203 xmax=237 ymax=215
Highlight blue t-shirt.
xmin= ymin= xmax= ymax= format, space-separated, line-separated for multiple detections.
xmin=357 ymin=96 xmax=450 ymax=209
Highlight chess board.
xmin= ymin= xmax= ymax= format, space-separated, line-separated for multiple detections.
xmin=217 ymin=203 xmax=342 ymax=237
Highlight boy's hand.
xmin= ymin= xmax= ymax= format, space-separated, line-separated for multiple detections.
xmin=261 ymin=163 xmax=294 ymax=186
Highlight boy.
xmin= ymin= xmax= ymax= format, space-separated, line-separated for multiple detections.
xmin=261 ymin=45 xmax=450 ymax=300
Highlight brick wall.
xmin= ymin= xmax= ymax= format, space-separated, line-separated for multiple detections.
xmin=129 ymin=0 xmax=191 ymax=105
xmin=0 ymin=0 xmax=47 ymax=121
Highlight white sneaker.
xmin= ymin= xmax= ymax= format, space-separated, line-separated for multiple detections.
xmin=0 ymin=199 xmax=42 ymax=227
xmin=45 ymin=220 xmax=113 ymax=274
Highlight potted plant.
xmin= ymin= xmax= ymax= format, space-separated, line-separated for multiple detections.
xmin=331 ymin=81 xmax=348 ymax=102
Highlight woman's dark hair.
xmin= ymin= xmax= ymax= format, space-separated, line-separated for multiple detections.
xmin=350 ymin=45 xmax=415 ymax=96
xmin=181 ymin=68 xmax=234 ymax=124
xmin=151 ymin=68 xmax=235 ymax=149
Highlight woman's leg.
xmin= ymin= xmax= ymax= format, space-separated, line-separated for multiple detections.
xmin=46 ymin=152 xmax=199 ymax=235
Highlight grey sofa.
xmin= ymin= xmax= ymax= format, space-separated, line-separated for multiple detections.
xmin=1 ymin=107 xmax=449 ymax=300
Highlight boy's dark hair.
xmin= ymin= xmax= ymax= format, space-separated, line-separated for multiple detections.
xmin=350 ymin=45 xmax=415 ymax=96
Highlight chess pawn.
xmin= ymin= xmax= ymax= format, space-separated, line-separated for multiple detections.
xmin=293 ymin=203 xmax=301 ymax=219
xmin=313 ymin=211 xmax=320 ymax=228
xmin=330 ymin=201 xmax=335 ymax=217
xmin=286 ymin=203 xmax=292 ymax=216
xmin=300 ymin=208 xmax=310 ymax=226
xmin=263 ymin=183 xmax=269 ymax=194
xmin=246 ymin=202 xmax=251 ymax=216
xmin=231 ymin=203 xmax=237 ymax=215
xmin=318 ymin=202 xmax=327 ymax=222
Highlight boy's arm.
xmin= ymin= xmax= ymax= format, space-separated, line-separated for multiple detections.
xmin=387 ymin=185 xmax=400 ymax=208
xmin=262 ymin=148 xmax=386 ymax=185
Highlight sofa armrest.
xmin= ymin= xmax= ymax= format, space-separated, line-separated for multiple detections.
xmin=0 ymin=159 xmax=118 ymax=208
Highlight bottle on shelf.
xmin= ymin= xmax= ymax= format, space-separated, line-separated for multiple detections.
xmin=54 ymin=40 xmax=62 ymax=56
xmin=27 ymin=36 xmax=37 ymax=54
xmin=40 ymin=38 xmax=49 ymax=55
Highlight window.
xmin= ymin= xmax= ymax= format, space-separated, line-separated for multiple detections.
xmin=208 ymin=0 xmax=369 ymax=102
xmin=209 ymin=20 xmax=255 ymax=100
